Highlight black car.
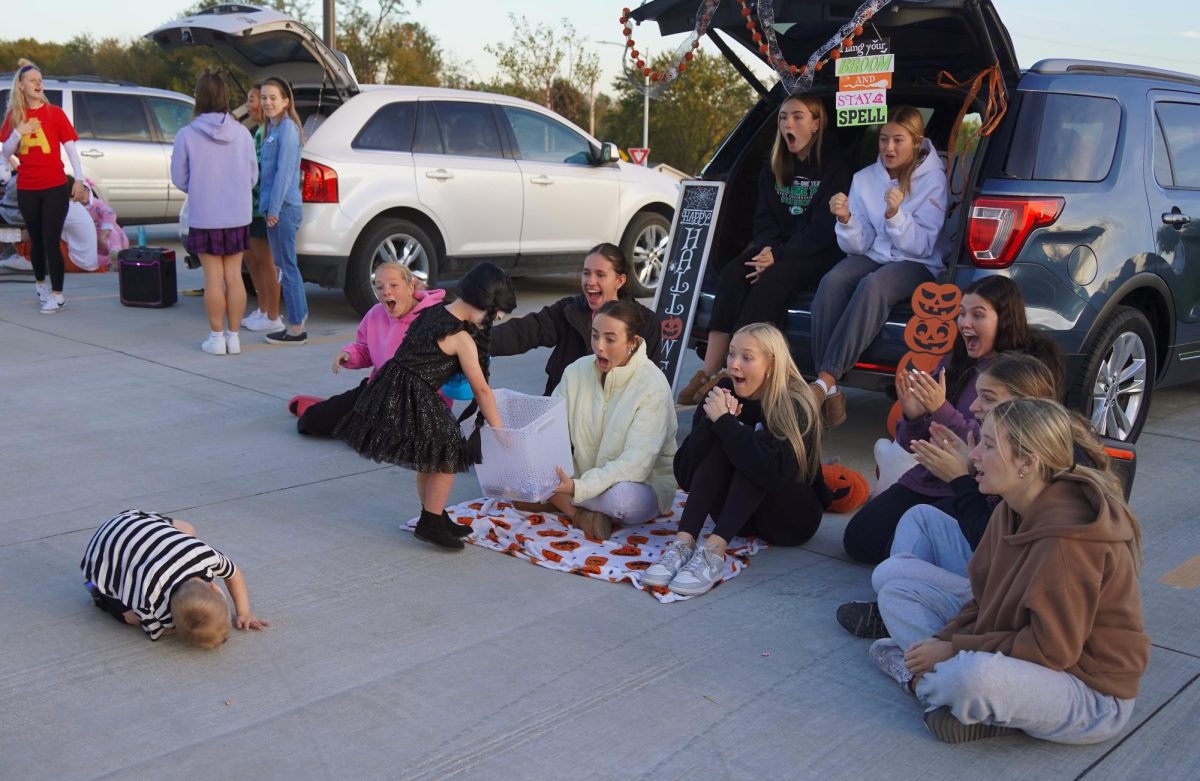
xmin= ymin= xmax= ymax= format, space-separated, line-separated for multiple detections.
xmin=634 ymin=0 xmax=1200 ymax=443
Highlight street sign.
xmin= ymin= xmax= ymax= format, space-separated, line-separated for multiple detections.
xmin=628 ymin=147 xmax=650 ymax=166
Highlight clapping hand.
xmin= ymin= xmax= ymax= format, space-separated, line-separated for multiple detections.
xmin=884 ymin=187 xmax=904 ymax=220
xmin=905 ymin=368 xmax=948 ymax=415
xmin=896 ymin=372 xmax=925 ymax=421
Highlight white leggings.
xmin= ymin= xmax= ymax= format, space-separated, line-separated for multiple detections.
xmin=916 ymin=650 xmax=1136 ymax=744
xmin=578 ymin=481 xmax=660 ymax=524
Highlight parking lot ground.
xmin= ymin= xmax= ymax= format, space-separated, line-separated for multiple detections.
xmin=1 ymin=257 xmax=1198 ymax=780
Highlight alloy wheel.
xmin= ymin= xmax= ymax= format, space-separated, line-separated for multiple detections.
xmin=1089 ymin=331 xmax=1148 ymax=440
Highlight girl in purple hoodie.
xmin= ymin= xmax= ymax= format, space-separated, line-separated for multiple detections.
xmin=170 ymin=71 xmax=258 ymax=355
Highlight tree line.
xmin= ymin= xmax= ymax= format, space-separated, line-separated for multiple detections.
xmin=0 ymin=0 xmax=757 ymax=175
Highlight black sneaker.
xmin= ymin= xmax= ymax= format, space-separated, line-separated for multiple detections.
xmin=923 ymin=707 xmax=1018 ymax=743
xmin=413 ymin=508 xmax=464 ymax=550
xmin=265 ymin=329 xmax=308 ymax=345
xmin=837 ymin=600 xmax=889 ymax=638
xmin=443 ymin=510 xmax=473 ymax=538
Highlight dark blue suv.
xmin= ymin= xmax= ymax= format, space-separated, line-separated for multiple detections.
xmin=633 ymin=0 xmax=1200 ymax=442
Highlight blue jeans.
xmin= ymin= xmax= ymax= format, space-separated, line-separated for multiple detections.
xmin=889 ymin=504 xmax=973 ymax=576
xmin=268 ymin=201 xmax=307 ymax=327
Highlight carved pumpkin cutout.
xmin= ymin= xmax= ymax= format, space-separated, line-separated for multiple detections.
xmin=661 ymin=316 xmax=684 ymax=341
xmin=903 ymin=317 xmax=957 ymax=355
xmin=886 ymin=401 xmax=903 ymax=439
xmin=912 ymin=282 xmax=962 ymax=319
xmin=895 ymin=350 xmax=942 ymax=382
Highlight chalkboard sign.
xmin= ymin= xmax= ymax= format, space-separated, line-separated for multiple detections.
xmin=650 ymin=180 xmax=725 ymax=394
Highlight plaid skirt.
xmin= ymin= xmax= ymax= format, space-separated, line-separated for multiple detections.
xmin=185 ymin=225 xmax=251 ymax=256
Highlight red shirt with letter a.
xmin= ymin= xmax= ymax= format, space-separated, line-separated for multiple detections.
xmin=1 ymin=103 xmax=78 ymax=190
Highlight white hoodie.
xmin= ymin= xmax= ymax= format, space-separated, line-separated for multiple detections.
xmin=834 ymin=137 xmax=949 ymax=272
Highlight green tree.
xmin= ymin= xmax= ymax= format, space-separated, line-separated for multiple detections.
xmin=599 ymin=50 xmax=755 ymax=174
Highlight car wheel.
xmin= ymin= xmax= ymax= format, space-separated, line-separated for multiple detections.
xmin=621 ymin=211 xmax=670 ymax=297
xmin=345 ymin=218 xmax=439 ymax=315
xmin=1067 ymin=306 xmax=1156 ymax=443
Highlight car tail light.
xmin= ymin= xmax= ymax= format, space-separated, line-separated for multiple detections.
xmin=301 ymin=159 xmax=339 ymax=203
xmin=966 ymin=196 xmax=1063 ymax=268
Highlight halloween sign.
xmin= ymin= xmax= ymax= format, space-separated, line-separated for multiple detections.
xmin=650 ymin=180 xmax=726 ymax=395
xmin=836 ymin=38 xmax=893 ymax=127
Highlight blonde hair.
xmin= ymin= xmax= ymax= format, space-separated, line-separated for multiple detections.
xmin=5 ymin=59 xmax=41 ymax=129
xmin=989 ymin=398 xmax=1141 ymax=571
xmin=979 ymin=353 xmax=1060 ymax=402
xmin=771 ymin=93 xmax=826 ymax=187
xmin=373 ymin=261 xmax=415 ymax=286
xmin=170 ymin=582 xmax=231 ymax=649
xmin=731 ymin=323 xmax=822 ymax=480
xmin=882 ymin=106 xmax=927 ymax=195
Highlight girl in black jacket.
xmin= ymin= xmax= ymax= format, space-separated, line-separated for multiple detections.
xmin=490 ymin=243 xmax=660 ymax=395
xmin=677 ymin=94 xmax=850 ymax=404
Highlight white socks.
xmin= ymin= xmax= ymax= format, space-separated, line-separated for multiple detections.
xmin=815 ymin=378 xmax=837 ymax=396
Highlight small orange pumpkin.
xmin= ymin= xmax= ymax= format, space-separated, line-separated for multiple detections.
xmin=822 ymin=463 xmax=870 ymax=514
xmin=903 ymin=317 xmax=957 ymax=355
xmin=912 ymin=282 xmax=962 ymax=319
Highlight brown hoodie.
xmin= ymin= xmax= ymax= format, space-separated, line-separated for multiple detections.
xmin=935 ymin=472 xmax=1149 ymax=699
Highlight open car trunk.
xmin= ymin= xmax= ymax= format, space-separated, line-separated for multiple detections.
xmin=146 ymin=3 xmax=358 ymax=123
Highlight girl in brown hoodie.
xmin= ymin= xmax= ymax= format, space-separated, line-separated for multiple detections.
xmin=901 ymin=398 xmax=1149 ymax=744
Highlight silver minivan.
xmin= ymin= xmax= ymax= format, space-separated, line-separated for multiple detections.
xmin=0 ymin=75 xmax=194 ymax=224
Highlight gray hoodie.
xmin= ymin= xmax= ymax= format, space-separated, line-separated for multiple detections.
xmin=170 ymin=112 xmax=258 ymax=230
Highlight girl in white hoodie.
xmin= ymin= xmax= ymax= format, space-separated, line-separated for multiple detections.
xmin=811 ymin=107 xmax=949 ymax=428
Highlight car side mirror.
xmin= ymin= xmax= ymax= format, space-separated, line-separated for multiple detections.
xmin=596 ymin=142 xmax=621 ymax=164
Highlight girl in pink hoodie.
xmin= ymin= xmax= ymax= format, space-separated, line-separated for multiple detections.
xmin=291 ymin=262 xmax=446 ymax=436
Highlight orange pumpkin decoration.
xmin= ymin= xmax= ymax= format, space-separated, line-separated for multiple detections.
xmin=550 ymin=540 xmax=581 ymax=552
xmin=610 ymin=545 xmax=643 ymax=557
xmin=626 ymin=535 xmax=649 ymax=545
xmin=912 ymin=282 xmax=962 ymax=319
xmin=491 ymin=518 xmax=512 ymax=531
xmin=625 ymin=560 xmax=653 ymax=570
xmin=468 ymin=502 xmax=484 ymax=510
xmin=527 ymin=514 xmax=546 ymax=525
xmin=536 ymin=529 xmax=568 ymax=538
xmin=886 ymin=401 xmax=903 ymax=439
xmin=585 ymin=556 xmax=609 ymax=567
xmin=541 ymin=549 xmax=563 ymax=563
xmin=650 ymin=528 xmax=677 ymax=536
xmin=903 ymin=317 xmax=957 ymax=355
xmin=895 ymin=350 xmax=942 ymax=383
xmin=822 ymin=463 xmax=870 ymax=514
xmin=661 ymin=316 xmax=684 ymax=341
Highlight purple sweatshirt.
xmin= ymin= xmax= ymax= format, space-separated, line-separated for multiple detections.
xmin=171 ymin=112 xmax=258 ymax=230
xmin=895 ymin=356 xmax=990 ymax=497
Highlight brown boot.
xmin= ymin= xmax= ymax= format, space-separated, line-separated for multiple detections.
xmin=676 ymin=369 xmax=712 ymax=406
xmin=573 ymin=508 xmax=614 ymax=541
xmin=823 ymin=388 xmax=847 ymax=429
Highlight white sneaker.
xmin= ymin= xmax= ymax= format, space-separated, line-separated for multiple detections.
xmin=667 ymin=546 xmax=724 ymax=596
xmin=244 ymin=315 xmax=284 ymax=333
xmin=39 ymin=294 xmax=65 ymax=314
xmin=34 ymin=282 xmax=49 ymax=303
xmin=641 ymin=540 xmax=695 ymax=587
xmin=224 ymin=330 xmax=241 ymax=355
xmin=869 ymin=638 xmax=914 ymax=691
xmin=201 ymin=332 xmax=227 ymax=355
xmin=242 ymin=309 xmax=266 ymax=329
xmin=3 ymin=255 xmax=34 ymax=271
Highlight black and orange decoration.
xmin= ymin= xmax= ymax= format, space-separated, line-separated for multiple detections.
xmin=888 ymin=281 xmax=962 ymax=437
xmin=822 ymin=463 xmax=870 ymax=514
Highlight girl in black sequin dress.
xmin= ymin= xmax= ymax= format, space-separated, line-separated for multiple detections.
xmin=335 ymin=262 xmax=517 ymax=549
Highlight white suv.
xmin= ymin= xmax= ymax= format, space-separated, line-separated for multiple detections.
xmin=149 ymin=5 xmax=679 ymax=313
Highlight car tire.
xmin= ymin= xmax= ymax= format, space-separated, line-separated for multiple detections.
xmin=345 ymin=218 xmax=439 ymax=315
xmin=1066 ymin=305 xmax=1156 ymax=443
xmin=620 ymin=211 xmax=670 ymax=297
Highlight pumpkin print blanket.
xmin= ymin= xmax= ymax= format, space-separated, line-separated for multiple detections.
xmin=402 ymin=490 xmax=768 ymax=602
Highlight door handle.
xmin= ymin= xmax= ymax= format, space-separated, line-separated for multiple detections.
xmin=529 ymin=175 xmax=553 ymax=185
xmin=1162 ymin=210 xmax=1192 ymax=228
xmin=80 ymin=149 xmax=104 ymax=158
xmin=424 ymin=169 xmax=453 ymax=181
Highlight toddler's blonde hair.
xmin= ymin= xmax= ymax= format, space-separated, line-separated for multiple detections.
xmin=170 ymin=582 xmax=231 ymax=649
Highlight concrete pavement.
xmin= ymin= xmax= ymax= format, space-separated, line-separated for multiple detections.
xmin=1 ymin=255 xmax=1198 ymax=780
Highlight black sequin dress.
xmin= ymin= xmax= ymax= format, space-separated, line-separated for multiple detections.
xmin=335 ymin=306 xmax=477 ymax=473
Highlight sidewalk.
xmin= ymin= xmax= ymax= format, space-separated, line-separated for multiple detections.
xmin=1 ymin=262 xmax=1197 ymax=780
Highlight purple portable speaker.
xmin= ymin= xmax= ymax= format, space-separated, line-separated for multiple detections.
xmin=118 ymin=247 xmax=178 ymax=308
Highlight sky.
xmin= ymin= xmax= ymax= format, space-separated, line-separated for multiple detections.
xmin=8 ymin=0 xmax=1200 ymax=87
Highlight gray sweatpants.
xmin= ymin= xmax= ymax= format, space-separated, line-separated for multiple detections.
xmin=811 ymin=254 xmax=935 ymax=380
xmin=578 ymin=481 xmax=660 ymax=524
xmin=916 ymin=651 xmax=1136 ymax=744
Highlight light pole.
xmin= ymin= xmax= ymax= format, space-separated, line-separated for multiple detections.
xmin=599 ymin=41 xmax=650 ymax=157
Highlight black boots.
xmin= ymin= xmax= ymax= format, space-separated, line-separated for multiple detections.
xmin=414 ymin=508 xmax=465 ymax=550
xmin=443 ymin=510 xmax=473 ymax=539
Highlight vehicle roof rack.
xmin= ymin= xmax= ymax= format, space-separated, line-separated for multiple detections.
xmin=1030 ymin=59 xmax=1200 ymax=88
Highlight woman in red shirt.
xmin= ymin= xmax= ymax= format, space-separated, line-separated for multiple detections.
xmin=2 ymin=59 xmax=88 ymax=313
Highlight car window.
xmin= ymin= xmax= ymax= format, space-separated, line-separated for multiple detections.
xmin=0 ymin=88 xmax=62 ymax=113
xmin=352 ymin=101 xmax=417 ymax=152
xmin=71 ymin=92 xmax=95 ymax=138
xmin=1155 ymin=102 xmax=1200 ymax=189
xmin=147 ymin=97 xmax=193 ymax=143
xmin=81 ymin=92 xmax=152 ymax=142
xmin=1033 ymin=94 xmax=1120 ymax=182
xmin=426 ymin=101 xmax=503 ymax=159
xmin=501 ymin=106 xmax=592 ymax=165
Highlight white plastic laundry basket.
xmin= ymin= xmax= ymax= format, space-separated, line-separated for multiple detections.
xmin=474 ymin=389 xmax=573 ymax=503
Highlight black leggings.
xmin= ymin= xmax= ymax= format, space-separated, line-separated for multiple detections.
xmin=17 ymin=183 xmax=70 ymax=292
xmin=708 ymin=243 xmax=843 ymax=333
xmin=678 ymin=444 xmax=823 ymax=546
xmin=298 ymin=379 xmax=367 ymax=436
xmin=841 ymin=482 xmax=958 ymax=565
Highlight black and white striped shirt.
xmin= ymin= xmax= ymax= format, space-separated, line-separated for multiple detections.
xmin=81 ymin=509 xmax=237 ymax=640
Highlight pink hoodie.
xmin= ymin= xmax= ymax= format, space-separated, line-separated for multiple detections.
xmin=341 ymin=288 xmax=447 ymax=381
